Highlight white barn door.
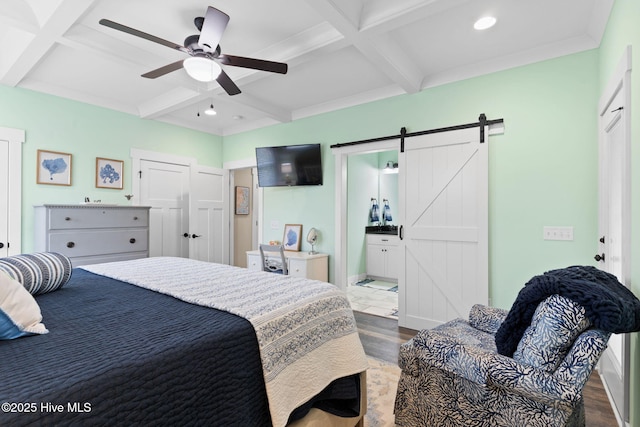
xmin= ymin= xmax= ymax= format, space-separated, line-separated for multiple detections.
xmin=189 ymin=165 xmax=229 ymax=264
xmin=398 ymin=126 xmax=488 ymax=330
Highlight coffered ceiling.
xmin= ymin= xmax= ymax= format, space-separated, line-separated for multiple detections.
xmin=0 ymin=0 xmax=613 ymax=136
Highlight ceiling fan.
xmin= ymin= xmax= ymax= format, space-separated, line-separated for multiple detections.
xmin=99 ymin=6 xmax=288 ymax=96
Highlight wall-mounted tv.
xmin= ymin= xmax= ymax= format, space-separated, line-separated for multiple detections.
xmin=255 ymin=144 xmax=323 ymax=187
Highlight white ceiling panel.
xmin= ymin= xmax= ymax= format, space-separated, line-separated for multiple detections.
xmin=0 ymin=0 xmax=614 ymax=136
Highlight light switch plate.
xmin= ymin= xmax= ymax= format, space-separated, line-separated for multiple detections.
xmin=543 ymin=226 xmax=574 ymax=241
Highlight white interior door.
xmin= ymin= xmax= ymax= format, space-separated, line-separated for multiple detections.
xmin=597 ymin=47 xmax=631 ymax=425
xmin=190 ymin=165 xmax=229 ymax=263
xmin=399 ymin=126 xmax=488 ymax=330
xmin=0 ymin=127 xmax=24 ymax=257
xmin=0 ymin=140 xmax=9 ymax=257
xmin=139 ymin=160 xmax=190 ymax=258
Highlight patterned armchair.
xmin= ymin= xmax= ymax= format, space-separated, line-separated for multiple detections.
xmin=394 ymin=295 xmax=611 ymax=427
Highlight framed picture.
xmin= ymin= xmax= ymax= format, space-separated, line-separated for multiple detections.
xmin=283 ymin=224 xmax=302 ymax=251
xmin=235 ymin=186 xmax=250 ymax=215
xmin=37 ymin=149 xmax=72 ymax=186
xmin=96 ymin=157 xmax=124 ymax=189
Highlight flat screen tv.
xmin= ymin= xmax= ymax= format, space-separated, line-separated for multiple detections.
xmin=255 ymin=144 xmax=323 ymax=187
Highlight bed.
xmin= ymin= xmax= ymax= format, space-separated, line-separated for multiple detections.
xmin=0 ymin=254 xmax=368 ymax=426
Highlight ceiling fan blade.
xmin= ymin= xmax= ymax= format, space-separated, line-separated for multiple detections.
xmin=216 ymin=69 xmax=241 ymax=96
xmin=219 ymin=55 xmax=288 ymax=74
xmin=99 ymin=19 xmax=188 ymax=53
xmin=198 ymin=7 xmax=230 ymax=53
xmin=142 ymin=60 xmax=184 ymax=79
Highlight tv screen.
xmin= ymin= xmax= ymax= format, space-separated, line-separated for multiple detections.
xmin=256 ymin=144 xmax=323 ymax=187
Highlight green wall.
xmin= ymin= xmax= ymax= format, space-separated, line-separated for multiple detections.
xmin=224 ymin=49 xmax=600 ymax=308
xmin=598 ymin=1 xmax=640 ymax=425
xmin=0 ymin=86 xmax=222 ymax=252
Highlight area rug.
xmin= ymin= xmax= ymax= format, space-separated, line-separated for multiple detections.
xmin=365 ymin=356 xmax=401 ymax=427
xmin=356 ymin=279 xmax=398 ymax=292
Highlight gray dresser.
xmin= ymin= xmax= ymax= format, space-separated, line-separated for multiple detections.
xmin=34 ymin=204 xmax=151 ymax=267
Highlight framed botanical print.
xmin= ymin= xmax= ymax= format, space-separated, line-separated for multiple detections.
xmin=283 ymin=224 xmax=302 ymax=251
xmin=36 ymin=149 xmax=72 ymax=186
xmin=96 ymin=157 xmax=124 ymax=189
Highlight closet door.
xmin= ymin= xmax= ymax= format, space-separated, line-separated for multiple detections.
xmin=398 ymin=127 xmax=488 ymax=330
xmin=139 ymin=160 xmax=190 ymax=258
xmin=0 ymin=140 xmax=9 ymax=257
xmin=0 ymin=127 xmax=24 ymax=257
xmin=189 ymin=165 xmax=229 ymax=264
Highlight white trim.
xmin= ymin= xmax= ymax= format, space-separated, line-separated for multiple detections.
xmin=223 ymin=157 xmax=263 ymax=258
xmin=332 ymin=139 xmax=399 ymax=290
xmin=597 ymin=45 xmax=632 ymax=426
xmin=223 ymin=157 xmax=256 ymax=170
xmin=1 ymin=126 xmax=25 ymax=255
xmin=129 ymin=148 xmax=197 ymax=206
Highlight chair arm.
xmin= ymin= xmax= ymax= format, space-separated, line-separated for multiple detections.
xmin=401 ymin=329 xmax=495 ymax=385
xmin=469 ymin=304 xmax=509 ymax=335
xmin=486 ymin=354 xmax=581 ymax=411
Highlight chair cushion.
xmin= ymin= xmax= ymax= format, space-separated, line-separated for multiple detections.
xmin=513 ymin=294 xmax=591 ymax=372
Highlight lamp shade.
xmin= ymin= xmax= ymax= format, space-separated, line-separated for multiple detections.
xmin=183 ymin=57 xmax=222 ymax=82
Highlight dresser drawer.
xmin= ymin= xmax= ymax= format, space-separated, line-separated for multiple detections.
xmin=48 ymin=229 xmax=149 ymax=257
xmin=48 ymin=207 xmax=149 ymax=230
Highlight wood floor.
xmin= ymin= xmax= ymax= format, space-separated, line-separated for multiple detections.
xmin=353 ymin=311 xmax=618 ymax=427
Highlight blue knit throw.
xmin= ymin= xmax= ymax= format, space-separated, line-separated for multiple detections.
xmin=495 ymin=266 xmax=640 ymax=357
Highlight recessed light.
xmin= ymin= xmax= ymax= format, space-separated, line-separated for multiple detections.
xmin=474 ymin=16 xmax=496 ymax=30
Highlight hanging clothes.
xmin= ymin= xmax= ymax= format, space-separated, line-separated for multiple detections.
xmin=370 ymin=198 xmax=380 ymax=224
xmin=382 ymin=199 xmax=392 ymax=224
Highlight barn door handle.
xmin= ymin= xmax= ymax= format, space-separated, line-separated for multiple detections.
xmin=399 ymin=225 xmax=404 ymax=240
xmin=594 ymin=253 xmax=605 ymax=262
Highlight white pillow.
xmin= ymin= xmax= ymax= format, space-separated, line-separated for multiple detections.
xmin=0 ymin=271 xmax=48 ymax=339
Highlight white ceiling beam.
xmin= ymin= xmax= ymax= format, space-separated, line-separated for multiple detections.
xmin=1 ymin=0 xmax=98 ymax=87
xmin=303 ymin=0 xmax=423 ymax=94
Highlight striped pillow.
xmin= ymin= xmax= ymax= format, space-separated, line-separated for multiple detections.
xmin=0 ymin=252 xmax=72 ymax=295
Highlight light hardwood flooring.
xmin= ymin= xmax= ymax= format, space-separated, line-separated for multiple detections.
xmin=353 ymin=311 xmax=618 ymax=427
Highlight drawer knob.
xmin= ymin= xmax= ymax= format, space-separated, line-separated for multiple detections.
xmin=67 ymin=242 xmax=75 ymax=248
xmin=133 ymin=216 xmax=139 ymax=220
xmin=129 ymin=238 xmax=136 ymax=244
xmin=65 ymin=217 xmax=71 ymax=221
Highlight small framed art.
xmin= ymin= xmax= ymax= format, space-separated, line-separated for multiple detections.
xmin=96 ymin=157 xmax=124 ymax=189
xmin=37 ymin=149 xmax=72 ymax=186
xmin=283 ymin=224 xmax=302 ymax=251
xmin=235 ymin=186 xmax=250 ymax=215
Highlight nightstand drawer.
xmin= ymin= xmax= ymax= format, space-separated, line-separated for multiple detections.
xmin=48 ymin=207 xmax=149 ymax=230
xmin=48 ymin=229 xmax=148 ymax=257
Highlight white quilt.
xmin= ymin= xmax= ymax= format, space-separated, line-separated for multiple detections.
xmin=81 ymin=257 xmax=368 ymax=427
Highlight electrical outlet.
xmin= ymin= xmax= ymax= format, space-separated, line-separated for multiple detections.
xmin=543 ymin=226 xmax=574 ymax=241
xmin=270 ymin=220 xmax=280 ymax=230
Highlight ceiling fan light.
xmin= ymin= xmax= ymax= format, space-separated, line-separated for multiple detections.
xmin=204 ymin=104 xmax=217 ymax=116
xmin=183 ymin=57 xmax=221 ymax=82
